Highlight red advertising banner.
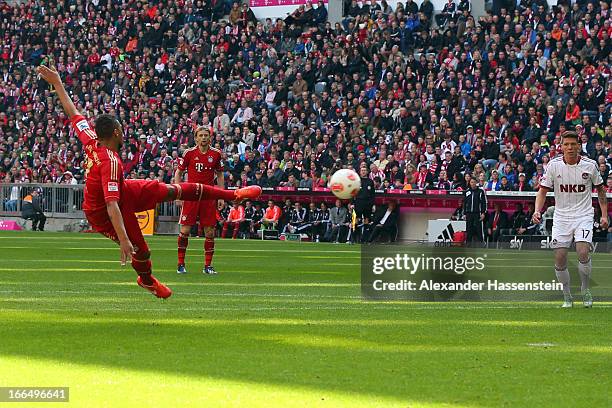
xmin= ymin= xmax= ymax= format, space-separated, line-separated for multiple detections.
xmin=250 ymin=0 xmax=326 ymax=7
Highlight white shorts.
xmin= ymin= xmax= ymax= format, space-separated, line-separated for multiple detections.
xmin=551 ymin=216 xmax=593 ymax=249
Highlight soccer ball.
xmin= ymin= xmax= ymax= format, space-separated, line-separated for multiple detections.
xmin=329 ymin=169 xmax=361 ymax=200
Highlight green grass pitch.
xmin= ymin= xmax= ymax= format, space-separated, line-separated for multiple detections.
xmin=0 ymin=231 xmax=610 ymax=407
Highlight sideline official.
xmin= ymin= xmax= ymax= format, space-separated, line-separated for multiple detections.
xmin=353 ymin=166 xmax=375 ymax=220
xmin=463 ymin=178 xmax=487 ymax=242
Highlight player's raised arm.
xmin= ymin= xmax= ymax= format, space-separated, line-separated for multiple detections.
xmin=37 ymin=65 xmax=80 ymax=119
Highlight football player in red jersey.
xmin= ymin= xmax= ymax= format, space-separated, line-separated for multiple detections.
xmin=174 ymin=127 xmax=224 ymax=275
xmin=37 ymin=65 xmax=261 ymax=299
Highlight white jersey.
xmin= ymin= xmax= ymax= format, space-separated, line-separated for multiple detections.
xmin=540 ymin=156 xmax=603 ymax=220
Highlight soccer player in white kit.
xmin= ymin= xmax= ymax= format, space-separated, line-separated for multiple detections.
xmin=533 ymin=131 xmax=608 ymax=308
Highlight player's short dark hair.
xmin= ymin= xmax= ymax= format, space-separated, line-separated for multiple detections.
xmin=561 ymin=131 xmax=579 ymax=141
xmin=95 ymin=114 xmax=120 ymax=140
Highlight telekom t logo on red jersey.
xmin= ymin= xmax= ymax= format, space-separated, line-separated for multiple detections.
xmin=195 ymin=163 xmax=204 ymax=172
xmin=559 ymin=184 xmax=586 ymax=193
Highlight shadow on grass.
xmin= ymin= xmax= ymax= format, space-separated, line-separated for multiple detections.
xmin=0 ymin=310 xmax=610 ymax=408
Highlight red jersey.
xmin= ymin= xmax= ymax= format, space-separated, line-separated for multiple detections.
xmin=178 ymin=146 xmax=223 ymax=185
xmin=71 ymin=115 xmax=123 ymax=212
xmin=227 ymin=205 xmax=245 ymax=222
xmin=264 ymin=205 xmax=281 ymax=221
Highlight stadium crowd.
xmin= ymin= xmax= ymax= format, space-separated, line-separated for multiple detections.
xmin=0 ymin=0 xmax=611 ymax=199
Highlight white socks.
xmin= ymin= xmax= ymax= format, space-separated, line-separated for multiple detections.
xmin=577 ymin=258 xmax=592 ymax=292
xmin=555 ymin=267 xmax=571 ymax=297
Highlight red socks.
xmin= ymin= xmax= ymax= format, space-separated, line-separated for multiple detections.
xmin=132 ymin=249 xmax=153 ymax=285
xmin=204 ymin=237 xmax=214 ymax=267
xmin=222 ymin=222 xmax=240 ymax=239
xmin=178 ymin=232 xmax=188 ymax=265
xmin=174 ymin=183 xmax=236 ymax=201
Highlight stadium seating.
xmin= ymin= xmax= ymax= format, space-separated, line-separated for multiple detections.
xmin=0 ymin=0 xmax=610 ymax=224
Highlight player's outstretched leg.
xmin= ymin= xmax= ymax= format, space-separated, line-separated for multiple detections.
xmin=129 ymin=180 xmax=262 ymax=208
xmin=171 ymin=183 xmax=262 ymax=202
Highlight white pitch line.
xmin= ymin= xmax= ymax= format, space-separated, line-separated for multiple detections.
xmin=0 ymin=268 xmax=355 ymax=273
xmin=0 ymin=246 xmax=360 ymax=254
xmin=527 ymin=343 xmax=557 ymax=347
xmin=4 ymin=265 xmax=612 ymax=271
xmin=0 ymin=290 xmax=361 ymax=299
xmin=0 ymin=281 xmax=360 ymax=287
xmin=1 ymin=304 xmax=610 ymax=312
xmin=2 ymin=265 xmax=609 ymax=271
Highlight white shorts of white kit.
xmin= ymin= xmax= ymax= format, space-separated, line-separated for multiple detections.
xmin=551 ymin=215 xmax=593 ymax=249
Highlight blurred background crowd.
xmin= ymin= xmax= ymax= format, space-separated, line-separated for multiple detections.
xmin=0 ymin=0 xmax=611 ymax=194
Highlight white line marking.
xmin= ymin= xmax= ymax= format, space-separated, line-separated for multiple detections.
xmin=0 ymin=268 xmax=354 ymax=273
xmin=0 ymin=246 xmax=360 ymax=254
xmin=527 ymin=343 xmax=557 ymax=347
xmin=1 ymin=305 xmax=610 ymax=312
xmin=0 ymin=290 xmax=361 ymax=299
xmin=0 ymin=281 xmax=360 ymax=288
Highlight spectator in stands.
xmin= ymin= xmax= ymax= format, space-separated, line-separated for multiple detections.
xmin=500 ymin=203 xmax=529 ymax=237
xmin=368 ymin=201 xmax=399 ymax=243
xmin=0 ymin=0 xmax=609 ymax=218
xmin=499 ymin=176 xmax=513 ymax=191
xmin=514 ymin=173 xmax=532 ymax=192
xmin=436 ymin=0 xmax=456 ymax=27
xmin=3 ymin=175 xmax=20 ymax=211
xmin=481 ymin=134 xmax=500 ymax=171
xmin=21 ymin=188 xmax=46 ymax=231
xmin=485 ymin=170 xmax=502 ymax=191
xmin=328 ymin=199 xmax=349 ymax=243
xmin=487 ymin=203 xmax=508 ymax=242
xmin=415 ymin=164 xmax=434 ymax=190
xmin=312 ymin=1 xmax=328 ymax=26
xmin=298 ymin=171 xmax=313 ymax=189
xmin=450 ymin=201 xmax=465 ymax=221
